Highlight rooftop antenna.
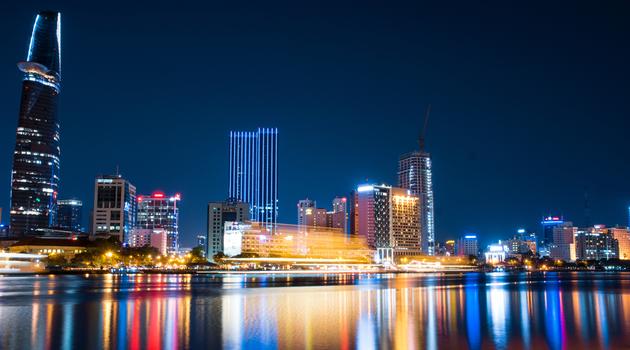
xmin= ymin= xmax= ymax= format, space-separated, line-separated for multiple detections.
xmin=115 ymin=164 xmax=119 ymax=176
xmin=419 ymin=104 xmax=431 ymax=152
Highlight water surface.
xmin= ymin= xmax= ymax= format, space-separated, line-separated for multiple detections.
xmin=0 ymin=272 xmax=629 ymax=349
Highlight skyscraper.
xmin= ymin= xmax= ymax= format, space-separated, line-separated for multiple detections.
xmin=137 ymin=192 xmax=181 ymax=254
xmin=352 ymin=184 xmax=421 ymax=259
xmin=92 ymin=175 xmax=137 ymax=244
xmin=9 ymin=11 xmax=62 ymax=237
xmin=56 ymin=199 xmax=82 ymax=232
xmin=228 ymin=128 xmax=278 ymax=230
xmin=207 ymin=199 xmax=250 ymax=258
xmin=297 ymin=199 xmax=316 ymax=226
xmin=398 ymin=107 xmax=435 ymax=255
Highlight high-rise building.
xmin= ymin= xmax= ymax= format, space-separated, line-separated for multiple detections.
xmin=611 ymin=227 xmax=630 ymax=260
xmin=196 ymin=235 xmax=207 ymax=255
xmin=9 ymin=11 xmax=62 ymax=237
xmin=549 ymin=222 xmax=577 ymax=261
xmin=56 ymin=199 xmax=82 ymax=232
xmin=329 ymin=197 xmax=348 ymax=233
xmin=574 ymin=225 xmax=619 ymax=260
xmin=91 ymin=175 xmax=137 ymax=244
xmin=207 ymin=199 xmax=250 ymax=258
xmin=136 ymin=192 xmax=181 ymax=254
xmin=298 ymin=197 xmax=348 ymax=233
xmin=297 ymin=199 xmax=316 ymax=226
xmin=351 ymin=184 xmax=421 ymax=257
xmin=398 ymin=150 xmax=435 ymax=254
xmin=457 ymin=235 xmax=479 ymax=257
xmin=228 ymin=128 xmax=278 ymax=230
xmin=541 ymin=215 xmax=564 ymax=249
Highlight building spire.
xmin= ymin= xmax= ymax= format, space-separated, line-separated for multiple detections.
xmin=419 ymin=104 xmax=431 ymax=152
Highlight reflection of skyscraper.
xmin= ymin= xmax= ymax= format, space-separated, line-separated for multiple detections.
xmin=9 ymin=11 xmax=62 ymax=237
xmin=398 ymin=107 xmax=435 ymax=254
xmin=137 ymin=192 xmax=181 ymax=254
xmin=228 ymin=128 xmax=278 ymax=230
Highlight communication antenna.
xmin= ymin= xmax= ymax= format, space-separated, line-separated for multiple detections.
xmin=419 ymin=104 xmax=431 ymax=151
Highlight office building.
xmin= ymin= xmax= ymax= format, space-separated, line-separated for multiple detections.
xmin=297 ymin=197 xmax=347 ymax=233
xmin=196 ymin=235 xmax=207 ymax=256
xmin=351 ymin=184 xmax=421 ymax=258
xmin=129 ymin=228 xmax=167 ymax=255
xmin=297 ymin=199 xmax=316 ymax=226
xmin=137 ymin=192 xmax=180 ymax=254
xmin=611 ymin=227 xmax=630 ymax=260
xmin=228 ymin=128 xmax=278 ymax=230
xmin=540 ymin=215 xmax=564 ymax=251
xmin=457 ymin=235 xmax=479 ymax=257
xmin=9 ymin=11 xmax=62 ymax=237
xmin=207 ymin=199 xmax=250 ymax=258
xmin=549 ymin=222 xmax=577 ymax=261
xmin=574 ymin=225 xmax=619 ymax=260
xmin=56 ymin=199 xmax=82 ymax=232
xmin=92 ymin=175 xmax=137 ymax=244
xmin=398 ymin=151 xmax=435 ymax=255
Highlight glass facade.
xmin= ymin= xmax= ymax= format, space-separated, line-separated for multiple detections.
xmin=9 ymin=11 xmax=62 ymax=237
xmin=229 ymin=128 xmax=278 ymax=231
xmin=137 ymin=193 xmax=180 ymax=254
xmin=398 ymin=151 xmax=435 ymax=255
xmin=56 ymin=199 xmax=82 ymax=232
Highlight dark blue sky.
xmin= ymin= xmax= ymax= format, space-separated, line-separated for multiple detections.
xmin=1 ymin=1 xmax=629 ymax=247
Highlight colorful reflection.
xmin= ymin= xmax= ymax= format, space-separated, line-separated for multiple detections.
xmin=1 ymin=272 xmax=630 ymax=349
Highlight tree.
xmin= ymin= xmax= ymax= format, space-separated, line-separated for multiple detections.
xmin=213 ymin=251 xmax=228 ymax=263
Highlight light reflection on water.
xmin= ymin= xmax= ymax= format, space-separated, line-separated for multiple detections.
xmin=0 ymin=272 xmax=630 ymax=349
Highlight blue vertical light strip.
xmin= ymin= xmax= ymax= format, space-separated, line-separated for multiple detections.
xmin=26 ymin=14 xmax=41 ymax=61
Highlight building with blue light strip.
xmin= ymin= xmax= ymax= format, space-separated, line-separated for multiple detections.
xmin=9 ymin=11 xmax=62 ymax=237
xmin=228 ymin=128 xmax=278 ymax=231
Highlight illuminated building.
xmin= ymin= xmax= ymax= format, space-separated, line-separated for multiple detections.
xmin=91 ymin=175 xmax=137 ymax=244
xmin=484 ymin=243 xmax=508 ymax=264
xmin=9 ymin=11 xmax=62 ymax=237
xmin=129 ymin=228 xmax=167 ymax=255
xmin=230 ymin=223 xmax=370 ymax=260
xmin=9 ymin=237 xmax=87 ymax=262
xmin=398 ymin=151 xmax=435 ymax=255
xmin=540 ymin=215 xmax=564 ymax=254
xmin=352 ymin=184 xmax=421 ymax=259
xmin=137 ymin=192 xmax=180 ymax=254
xmin=444 ymin=240 xmax=455 ymax=255
xmin=223 ymin=222 xmax=252 ymax=257
xmin=297 ymin=197 xmax=347 ymax=233
xmin=56 ymin=199 xmax=82 ymax=232
xmin=457 ymin=235 xmax=478 ymax=257
xmin=574 ymin=225 xmax=619 ymax=260
xmin=611 ymin=227 xmax=630 ymax=260
xmin=207 ymin=199 xmax=249 ymax=258
xmin=297 ymin=199 xmax=316 ymax=226
xmin=228 ymin=128 xmax=278 ymax=230
xmin=549 ymin=222 xmax=577 ymax=261
xmin=196 ymin=235 xmax=207 ymax=256
xmin=329 ymin=197 xmax=348 ymax=233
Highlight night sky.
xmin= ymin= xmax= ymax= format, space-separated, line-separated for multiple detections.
xmin=1 ymin=1 xmax=629 ymax=247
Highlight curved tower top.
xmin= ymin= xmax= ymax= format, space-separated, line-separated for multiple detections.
xmin=27 ymin=11 xmax=61 ymax=75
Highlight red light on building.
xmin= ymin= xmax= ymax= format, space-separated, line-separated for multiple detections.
xmin=152 ymin=192 xmax=165 ymax=198
xmin=137 ymin=196 xmax=143 ymax=202
xmin=342 ymin=197 xmax=347 ymax=202
xmin=174 ymin=193 xmax=181 ymax=200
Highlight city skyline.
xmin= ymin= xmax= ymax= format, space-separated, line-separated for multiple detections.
xmin=1 ymin=3 xmax=630 ymax=247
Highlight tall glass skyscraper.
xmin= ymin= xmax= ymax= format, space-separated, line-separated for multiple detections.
xmin=9 ymin=11 xmax=62 ymax=237
xmin=137 ymin=192 xmax=181 ymax=254
xmin=398 ymin=152 xmax=435 ymax=255
xmin=229 ymin=128 xmax=278 ymax=230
